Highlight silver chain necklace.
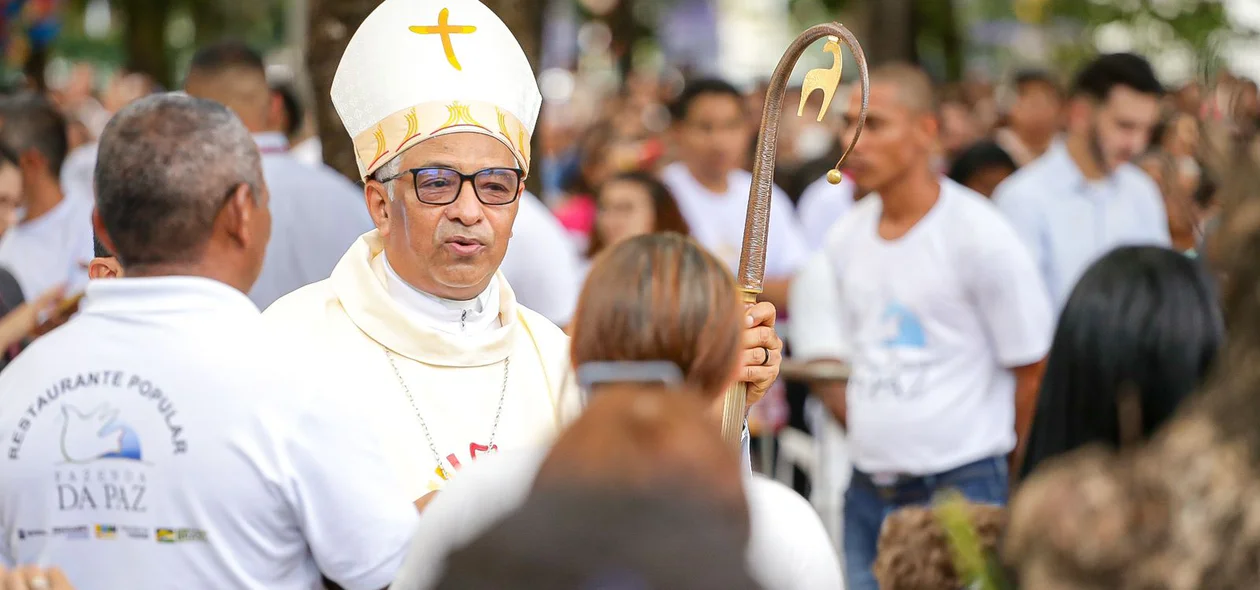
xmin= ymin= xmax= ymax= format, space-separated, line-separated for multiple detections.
xmin=385 ymin=350 xmax=510 ymax=481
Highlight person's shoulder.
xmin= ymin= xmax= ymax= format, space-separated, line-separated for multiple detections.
xmin=943 ymin=180 xmax=1014 ymax=227
xmin=747 ymin=474 xmax=817 ymax=517
xmin=940 ymin=180 xmax=1024 ymax=245
xmin=259 ymin=278 xmax=341 ymax=322
xmin=800 ymin=175 xmax=854 ymax=209
xmin=512 ymin=192 xmax=570 ymax=239
xmin=824 ymin=193 xmax=879 ymax=240
xmin=264 ymin=155 xmax=362 ymax=196
xmin=991 ymin=151 xmax=1061 ymax=203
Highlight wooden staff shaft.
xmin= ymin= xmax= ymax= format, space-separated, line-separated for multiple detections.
xmin=721 ymin=23 xmax=869 ymax=446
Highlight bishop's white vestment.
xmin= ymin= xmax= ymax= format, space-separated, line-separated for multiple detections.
xmin=262 ymin=231 xmax=580 ymax=500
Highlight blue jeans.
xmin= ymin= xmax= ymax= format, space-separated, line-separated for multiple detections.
xmin=842 ymin=456 xmax=1008 ymax=590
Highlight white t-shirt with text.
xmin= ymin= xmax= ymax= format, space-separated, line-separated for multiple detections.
xmin=824 ymin=180 xmax=1053 ymax=475
xmin=0 ymin=277 xmax=418 ymax=589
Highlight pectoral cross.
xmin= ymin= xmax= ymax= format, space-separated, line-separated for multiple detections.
xmin=409 ymin=8 xmax=477 ymax=71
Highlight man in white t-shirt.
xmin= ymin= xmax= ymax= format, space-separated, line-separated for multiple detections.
xmin=824 ymin=64 xmax=1053 ymax=590
xmin=661 ymin=79 xmax=808 ymax=308
xmin=0 ymin=94 xmax=418 ymax=590
xmin=0 ymin=95 xmax=94 ymax=301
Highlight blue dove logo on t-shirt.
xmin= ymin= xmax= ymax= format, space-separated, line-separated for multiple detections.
xmin=880 ymin=301 xmax=926 ymax=348
xmin=60 ymin=403 xmax=143 ymax=463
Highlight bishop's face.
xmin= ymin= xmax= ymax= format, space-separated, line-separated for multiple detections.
xmin=369 ymin=133 xmax=521 ymax=301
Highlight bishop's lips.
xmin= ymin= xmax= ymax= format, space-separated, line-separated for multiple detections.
xmin=444 ymin=235 xmax=487 ymax=256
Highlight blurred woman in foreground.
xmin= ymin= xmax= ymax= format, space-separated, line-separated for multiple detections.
xmin=391 ymin=233 xmax=841 ymax=590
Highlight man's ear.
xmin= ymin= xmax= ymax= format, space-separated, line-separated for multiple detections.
xmin=365 ymin=181 xmax=393 ymax=237
xmin=220 ymin=183 xmax=258 ymax=248
xmin=18 ymin=149 xmax=46 ymax=177
xmin=267 ymin=92 xmax=286 ymax=135
xmin=88 ymin=257 xmax=122 ymax=280
xmin=918 ymin=112 xmax=941 ymax=151
xmin=1066 ymin=97 xmax=1094 ymax=134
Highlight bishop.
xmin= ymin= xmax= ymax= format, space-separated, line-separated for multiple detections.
xmin=262 ymin=0 xmax=578 ymax=503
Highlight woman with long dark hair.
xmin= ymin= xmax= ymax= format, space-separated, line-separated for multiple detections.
xmin=1019 ymin=245 xmax=1223 ymax=478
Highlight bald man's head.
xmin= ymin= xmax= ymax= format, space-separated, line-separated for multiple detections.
xmin=184 ymin=42 xmax=270 ymax=133
xmin=840 ymin=62 xmax=940 ymax=193
xmin=870 ymin=63 xmax=937 ymax=115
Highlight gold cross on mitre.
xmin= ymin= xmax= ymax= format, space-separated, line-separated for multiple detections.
xmin=409 ymin=8 xmax=477 ymax=71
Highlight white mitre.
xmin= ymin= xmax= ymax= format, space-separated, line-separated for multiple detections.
xmin=331 ymin=0 xmax=542 ymax=179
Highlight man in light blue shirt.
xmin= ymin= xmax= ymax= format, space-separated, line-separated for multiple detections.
xmin=994 ymin=54 xmax=1171 ymax=307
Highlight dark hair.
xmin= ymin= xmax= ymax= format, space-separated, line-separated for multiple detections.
xmin=587 ymin=171 xmax=691 ymax=257
xmin=271 ymin=82 xmax=303 ymax=139
xmin=95 ymin=93 xmax=263 ymax=268
xmin=669 ymin=78 xmax=744 ymax=122
xmin=572 ymin=233 xmax=742 ymax=399
xmin=188 ymin=40 xmax=266 ymax=76
xmin=436 ymin=488 xmax=760 ymax=590
xmin=92 ymin=234 xmax=111 ymax=258
xmin=947 ymin=140 xmax=1017 ymax=186
xmin=564 ymin=122 xmax=616 ymax=196
xmin=1071 ymin=53 xmax=1164 ymax=102
xmin=1014 ymin=69 xmax=1062 ymax=97
xmin=0 ymin=93 xmax=68 ymax=176
xmin=1020 ymin=246 xmax=1222 ymax=478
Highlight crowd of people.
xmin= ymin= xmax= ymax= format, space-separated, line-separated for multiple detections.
xmin=0 ymin=0 xmax=1258 ymax=587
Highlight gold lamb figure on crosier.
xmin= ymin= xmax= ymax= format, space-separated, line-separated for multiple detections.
xmin=798 ymin=36 xmax=844 ymax=122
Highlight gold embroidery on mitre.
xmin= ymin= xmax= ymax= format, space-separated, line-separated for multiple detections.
xmin=369 ymin=125 xmax=390 ymax=170
xmin=408 ymin=8 xmax=477 ymax=71
xmin=495 ymin=107 xmax=518 ymax=153
xmin=397 ymin=108 xmax=422 ymax=150
xmin=517 ymin=125 xmax=531 ymax=163
xmin=436 ymin=101 xmax=483 ymax=132
xmin=353 ymin=100 xmax=533 ymax=178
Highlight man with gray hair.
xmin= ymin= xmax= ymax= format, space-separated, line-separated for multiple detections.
xmin=0 ymin=93 xmax=418 ymax=590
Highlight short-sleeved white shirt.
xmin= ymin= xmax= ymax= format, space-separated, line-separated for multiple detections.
xmin=825 ymin=179 xmax=1053 ymax=475
xmin=661 ymin=163 xmax=808 ymax=278
xmin=0 ymin=276 xmax=418 ymax=590
xmin=0 ymin=195 xmax=93 ymax=301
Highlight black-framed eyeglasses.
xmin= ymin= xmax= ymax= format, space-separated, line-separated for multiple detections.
xmin=379 ymin=166 xmax=524 ymax=206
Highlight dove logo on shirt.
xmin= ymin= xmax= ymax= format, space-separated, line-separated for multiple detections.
xmin=59 ymin=404 xmax=143 ymax=463
xmin=880 ymin=301 xmax=926 ymax=349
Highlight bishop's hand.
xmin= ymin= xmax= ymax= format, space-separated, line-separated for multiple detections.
xmin=740 ymin=301 xmax=782 ymax=409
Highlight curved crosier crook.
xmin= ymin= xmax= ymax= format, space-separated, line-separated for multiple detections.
xmin=721 ymin=24 xmax=870 ymax=445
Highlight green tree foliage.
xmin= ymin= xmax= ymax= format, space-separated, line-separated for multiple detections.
xmin=1041 ymin=0 xmax=1253 ymax=79
xmin=56 ymin=0 xmax=287 ymax=88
